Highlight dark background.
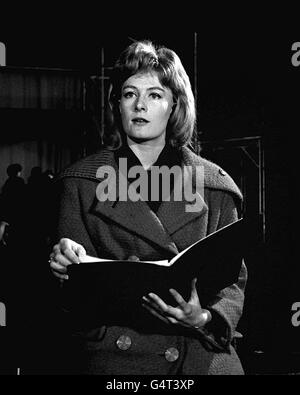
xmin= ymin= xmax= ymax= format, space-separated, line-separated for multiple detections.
xmin=0 ymin=28 xmax=298 ymax=374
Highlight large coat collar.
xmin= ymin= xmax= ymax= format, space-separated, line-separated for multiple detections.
xmin=57 ymin=147 xmax=242 ymax=254
xmin=57 ymin=147 xmax=242 ymax=200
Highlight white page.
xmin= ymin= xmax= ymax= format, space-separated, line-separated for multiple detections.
xmin=79 ymin=254 xmax=170 ymax=267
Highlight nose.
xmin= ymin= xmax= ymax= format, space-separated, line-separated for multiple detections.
xmin=135 ymin=96 xmax=147 ymax=112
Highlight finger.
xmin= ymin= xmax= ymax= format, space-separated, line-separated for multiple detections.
xmin=50 ymin=259 xmax=68 ymax=273
xmin=142 ymin=295 xmax=165 ymax=314
xmin=127 ymin=255 xmax=140 ymax=261
xmin=142 ymin=303 xmax=169 ymax=324
xmin=60 ymin=238 xmax=86 ymax=261
xmin=142 ymin=295 xmax=155 ymax=306
xmin=60 ymin=240 xmax=82 ymax=264
xmin=53 ymin=244 xmax=62 ymax=254
xmin=53 ymin=252 xmax=74 ymax=269
xmin=50 ymin=239 xmax=82 ymax=263
xmin=142 ymin=299 xmax=181 ymax=326
xmin=73 ymin=244 xmax=87 ymax=260
xmin=146 ymin=294 xmax=187 ymax=321
xmin=147 ymin=293 xmax=170 ymax=312
xmin=165 ymin=316 xmax=179 ymax=325
xmin=51 ymin=269 xmax=69 ymax=281
xmin=169 ymin=288 xmax=192 ymax=315
xmin=190 ymin=278 xmax=200 ymax=303
xmin=142 ymin=295 xmax=165 ymax=315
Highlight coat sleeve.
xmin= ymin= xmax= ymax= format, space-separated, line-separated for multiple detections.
xmin=197 ymin=192 xmax=247 ymax=352
xmin=51 ymin=177 xmax=97 ymax=256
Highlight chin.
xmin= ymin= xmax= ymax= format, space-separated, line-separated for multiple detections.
xmin=126 ymin=130 xmax=165 ymax=145
xmin=128 ymin=135 xmax=150 ymax=143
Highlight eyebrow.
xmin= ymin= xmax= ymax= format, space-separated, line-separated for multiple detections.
xmin=122 ymin=85 xmax=165 ymax=92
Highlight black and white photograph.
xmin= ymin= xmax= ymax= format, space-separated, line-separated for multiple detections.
xmin=0 ymin=25 xmax=297 ymax=379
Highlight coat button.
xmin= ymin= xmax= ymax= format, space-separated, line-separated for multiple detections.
xmin=164 ymin=347 xmax=179 ymax=362
xmin=219 ymin=168 xmax=227 ymax=176
xmin=116 ymin=335 xmax=132 ymax=350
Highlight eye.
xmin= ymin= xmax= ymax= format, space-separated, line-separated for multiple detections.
xmin=149 ymin=92 xmax=162 ymax=99
xmin=122 ymin=91 xmax=136 ymax=99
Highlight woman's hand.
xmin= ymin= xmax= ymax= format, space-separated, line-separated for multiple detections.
xmin=142 ymin=278 xmax=212 ymax=330
xmin=49 ymin=238 xmax=86 ymax=280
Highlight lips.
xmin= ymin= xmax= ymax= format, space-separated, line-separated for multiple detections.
xmin=132 ymin=117 xmax=149 ymax=124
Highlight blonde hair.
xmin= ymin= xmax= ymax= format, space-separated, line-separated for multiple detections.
xmin=104 ymin=40 xmax=197 ymax=150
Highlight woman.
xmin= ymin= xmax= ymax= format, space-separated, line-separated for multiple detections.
xmin=49 ymin=40 xmax=247 ymax=375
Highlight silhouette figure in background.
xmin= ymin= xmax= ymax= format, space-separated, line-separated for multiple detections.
xmin=0 ymin=164 xmax=58 ymax=372
xmin=2 ymin=163 xmax=25 ymax=193
xmin=28 ymin=166 xmax=43 ymax=188
xmin=0 ymin=161 xmax=60 ymax=375
xmin=0 ymin=163 xmax=30 ymax=354
xmin=0 ymin=163 xmax=26 ymax=246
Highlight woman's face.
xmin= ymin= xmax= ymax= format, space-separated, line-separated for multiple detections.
xmin=119 ymin=72 xmax=174 ymax=146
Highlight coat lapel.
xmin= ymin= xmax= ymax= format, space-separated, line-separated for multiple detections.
xmin=157 ymin=194 xmax=207 ymax=236
xmin=91 ymin=147 xmax=207 ymax=255
xmin=92 ymin=198 xmax=178 ymax=256
xmin=91 ymin=152 xmax=179 ymax=256
xmin=156 ymin=150 xmax=208 ymax=235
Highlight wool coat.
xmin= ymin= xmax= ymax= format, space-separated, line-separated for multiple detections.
xmin=54 ymin=145 xmax=247 ymax=375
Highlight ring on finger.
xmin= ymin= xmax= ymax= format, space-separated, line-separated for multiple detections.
xmin=48 ymin=255 xmax=55 ymax=264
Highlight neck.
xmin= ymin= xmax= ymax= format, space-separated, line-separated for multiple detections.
xmin=127 ymin=137 xmax=165 ymax=170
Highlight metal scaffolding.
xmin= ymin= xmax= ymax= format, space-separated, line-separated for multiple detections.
xmin=200 ymin=136 xmax=266 ymax=242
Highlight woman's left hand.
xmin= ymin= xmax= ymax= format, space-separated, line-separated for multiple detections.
xmin=142 ymin=278 xmax=212 ymax=330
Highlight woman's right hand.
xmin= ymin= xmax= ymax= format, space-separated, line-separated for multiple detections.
xmin=49 ymin=238 xmax=86 ymax=280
